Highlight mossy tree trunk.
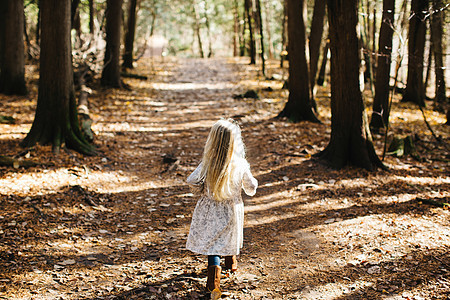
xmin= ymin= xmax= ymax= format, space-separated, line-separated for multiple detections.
xmin=21 ymin=0 xmax=95 ymax=156
xmin=0 ymin=0 xmax=27 ymax=95
xmin=277 ymin=0 xmax=319 ymax=123
xmin=318 ymin=0 xmax=384 ymax=171
xmin=370 ymin=0 xmax=395 ymax=130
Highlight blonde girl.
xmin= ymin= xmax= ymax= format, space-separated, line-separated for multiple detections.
xmin=186 ymin=119 xmax=258 ymax=298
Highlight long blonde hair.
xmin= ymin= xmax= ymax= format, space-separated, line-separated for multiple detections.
xmin=196 ymin=119 xmax=246 ymax=201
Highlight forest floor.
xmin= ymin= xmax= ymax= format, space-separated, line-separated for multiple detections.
xmin=0 ymin=57 xmax=449 ymax=300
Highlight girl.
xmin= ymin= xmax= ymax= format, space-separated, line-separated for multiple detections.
xmin=186 ymin=119 xmax=258 ymax=299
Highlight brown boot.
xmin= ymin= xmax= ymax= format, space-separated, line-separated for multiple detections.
xmin=224 ymin=256 xmax=237 ymax=273
xmin=206 ymin=265 xmax=221 ymax=299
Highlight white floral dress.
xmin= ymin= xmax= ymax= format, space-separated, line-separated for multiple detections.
xmin=186 ymin=159 xmax=258 ymax=256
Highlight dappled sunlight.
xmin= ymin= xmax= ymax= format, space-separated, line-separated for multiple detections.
xmin=149 ymin=81 xmax=236 ymax=91
xmin=0 ymin=167 xmax=175 ymax=196
xmin=293 ymin=280 xmax=374 ymax=299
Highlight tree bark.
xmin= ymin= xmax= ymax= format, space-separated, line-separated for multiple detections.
xmin=308 ymin=0 xmax=326 ymax=101
xmin=319 ymin=0 xmax=384 ymax=171
xmin=370 ymin=0 xmax=395 ymax=130
xmin=233 ymin=0 xmax=239 ymax=56
xmin=317 ymin=39 xmax=329 ymax=86
xmin=101 ymin=0 xmax=123 ymax=88
xmin=255 ymin=0 xmax=265 ymax=75
xmin=203 ymin=0 xmax=213 ymax=58
xmin=123 ymin=0 xmax=138 ymax=69
xmin=21 ymin=0 xmax=95 ymax=155
xmin=36 ymin=0 xmax=41 ymax=44
xmin=280 ymin=0 xmax=287 ymax=68
xmin=192 ymin=0 xmax=204 ymax=58
xmin=264 ymin=0 xmax=274 ymax=59
xmin=89 ymin=0 xmax=95 ymax=34
xmin=430 ymin=0 xmax=447 ymax=109
xmin=402 ymin=0 xmax=428 ymax=106
xmin=0 ymin=0 xmax=27 ymax=95
xmin=244 ymin=0 xmax=256 ymax=64
xmin=71 ymin=0 xmax=81 ymax=26
xmin=277 ymin=0 xmax=319 ymax=123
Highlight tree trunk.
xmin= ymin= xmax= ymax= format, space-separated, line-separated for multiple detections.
xmin=308 ymin=0 xmax=326 ymax=101
xmin=123 ymin=0 xmax=138 ymax=69
xmin=89 ymin=0 xmax=95 ymax=34
xmin=0 ymin=0 xmax=27 ymax=95
xmin=319 ymin=0 xmax=384 ymax=171
xmin=423 ymin=22 xmax=433 ymax=97
xmin=277 ymin=0 xmax=319 ymax=123
xmin=233 ymin=0 xmax=239 ymax=57
xmin=402 ymin=0 xmax=428 ymax=106
xmin=280 ymin=0 xmax=287 ymax=68
xmin=255 ymin=0 xmax=265 ymax=76
xmin=36 ymin=0 xmax=41 ymax=44
xmin=244 ymin=0 xmax=256 ymax=64
xmin=430 ymin=0 xmax=447 ymax=109
xmin=370 ymin=0 xmax=395 ymax=130
xmin=203 ymin=0 xmax=213 ymax=57
xmin=317 ymin=39 xmax=329 ymax=86
xmin=21 ymin=0 xmax=95 ymax=156
xmin=71 ymin=0 xmax=81 ymax=25
xmin=101 ymin=0 xmax=123 ymax=88
xmin=264 ymin=0 xmax=274 ymax=59
xmin=236 ymin=0 xmax=245 ymax=56
xmin=72 ymin=4 xmax=83 ymax=47
xmin=192 ymin=0 xmax=204 ymax=58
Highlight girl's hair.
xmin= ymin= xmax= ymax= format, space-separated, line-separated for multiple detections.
xmin=196 ymin=119 xmax=246 ymax=201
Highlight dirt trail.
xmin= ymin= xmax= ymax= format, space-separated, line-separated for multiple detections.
xmin=0 ymin=57 xmax=449 ymax=300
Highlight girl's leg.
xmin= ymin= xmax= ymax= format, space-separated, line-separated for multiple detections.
xmin=206 ymin=255 xmax=222 ymax=298
xmin=224 ymin=255 xmax=237 ymax=272
xmin=208 ymin=255 xmax=221 ymax=266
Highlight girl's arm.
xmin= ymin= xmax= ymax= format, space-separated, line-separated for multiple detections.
xmin=242 ymin=167 xmax=258 ymax=196
xmin=187 ymin=163 xmax=203 ymax=185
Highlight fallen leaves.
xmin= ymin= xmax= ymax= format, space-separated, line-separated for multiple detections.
xmin=0 ymin=57 xmax=449 ymax=299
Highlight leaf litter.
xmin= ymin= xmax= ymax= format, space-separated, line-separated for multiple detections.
xmin=0 ymin=57 xmax=449 ymax=299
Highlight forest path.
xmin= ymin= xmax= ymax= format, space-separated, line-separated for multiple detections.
xmin=0 ymin=57 xmax=449 ymax=300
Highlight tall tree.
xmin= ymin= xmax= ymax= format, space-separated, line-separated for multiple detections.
xmin=21 ymin=0 xmax=95 ymax=155
xmin=277 ymin=0 xmax=319 ymax=123
xmin=89 ymin=0 xmax=95 ymax=34
xmin=264 ymin=0 xmax=274 ymax=59
xmin=316 ymin=38 xmax=329 ymax=86
xmin=280 ymin=0 xmax=287 ymax=68
xmin=203 ymin=0 xmax=213 ymax=57
xmin=233 ymin=0 xmax=240 ymax=56
xmin=0 ymin=0 xmax=27 ymax=95
xmin=319 ymin=0 xmax=384 ymax=171
xmin=255 ymin=0 xmax=265 ymax=75
xmin=192 ymin=0 xmax=205 ymax=58
xmin=308 ymin=0 xmax=326 ymax=102
xmin=101 ymin=0 xmax=123 ymax=88
xmin=370 ymin=0 xmax=395 ymax=130
xmin=244 ymin=0 xmax=256 ymax=64
xmin=402 ymin=0 xmax=428 ymax=106
xmin=430 ymin=0 xmax=447 ymax=110
xmin=123 ymin=0 xmax=138 ymax=69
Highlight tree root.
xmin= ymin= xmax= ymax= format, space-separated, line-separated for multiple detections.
xmin=0 ymin=155 xmax=39 ymax=168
